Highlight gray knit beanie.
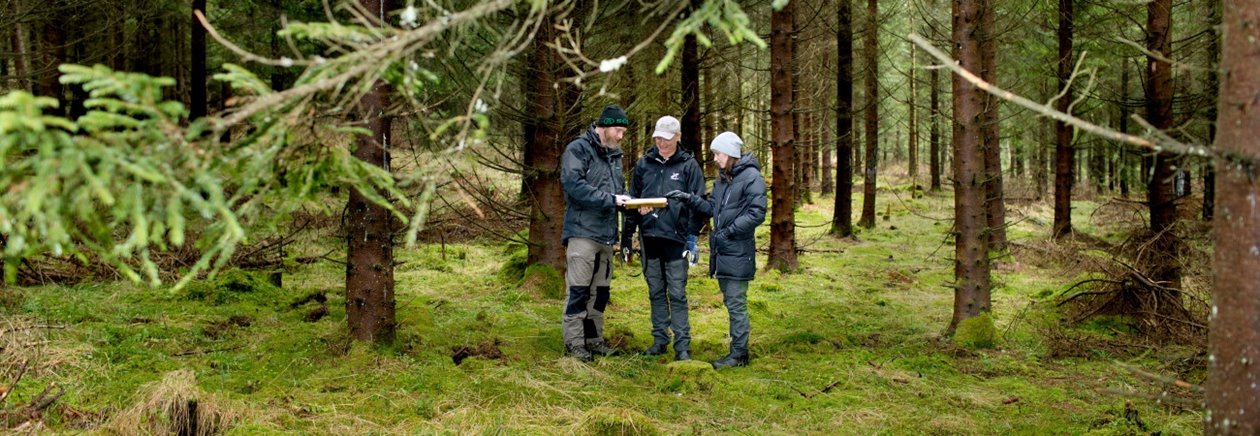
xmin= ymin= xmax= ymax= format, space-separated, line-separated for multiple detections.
xmin=709 ymin=131 xmax=743 ymax=159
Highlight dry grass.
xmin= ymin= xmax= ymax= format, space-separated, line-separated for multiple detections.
xmin=104 ymin=369 xmax=243 ymax=436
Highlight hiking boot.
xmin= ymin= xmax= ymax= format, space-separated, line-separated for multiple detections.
xmin=565 ymin=344 xmax=593 ymax=362
xmin=587 ymin=340 xmax=621 ymax=357
xmin=674 ymin=350 xmax=691 ymax=361
xmin=642 ymin=343 xmax=668 ymax=356
xmin=711 ymin=354 xmax=749 ymax=369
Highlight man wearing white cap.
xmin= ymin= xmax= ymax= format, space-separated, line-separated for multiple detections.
xmin=621 ymin=115 xmax=705 ymax=361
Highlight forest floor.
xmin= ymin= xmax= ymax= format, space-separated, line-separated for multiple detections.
xmin=1 ymin=185 xmax=1208 ymax=434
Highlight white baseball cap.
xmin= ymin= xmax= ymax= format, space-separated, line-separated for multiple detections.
xmin=652 ymin=116 xmax=681 ymax=140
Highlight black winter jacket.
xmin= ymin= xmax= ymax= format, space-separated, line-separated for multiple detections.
xmin=690 ymin=154 xmax=767 ymax=280
xmin=561 ymin=127 xmax=626 ymax=245
xmin=623 ymin=146 xmax=705 ymax=244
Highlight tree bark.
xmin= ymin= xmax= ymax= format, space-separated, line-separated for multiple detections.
xmin=37 ymin=2 xmax=66 ymax=110
xmin=821 ymin=46 xmax=835 ymax=197
xmin=9 ymin=0 xmax=31 ymax=92
xmin=831 ymin=0 xmax=854 ymax=237
xmin=907 ymin=15 xmax=919 ymax=183
xmin=1202 ymin=0 xmax=1220 ymax=221
xmin=929 ymin=67 xmax=941 ymax=191
xmin=191 ymin=0 xmax=207 ymax=119
xmin=1052 ymin=0 xmax=1075 ymax=239
xmin=345 ymin=0 xmax=396 ymax=343
xmin=979 ymin=0 xmax=1005 ymax=251
xmin=523 ymin=9 xmax=566 ymax=272
xmin=1145 ymin=0 xmax=1182 ymax=291
xmin=768 ymin=0 xmax=799 ymax=271
xmin=948 ymin=0 xmax=991 ymax=335
xmin=857 ymin=0 xmax=879 ymax=229
xmin=681 ymin=9 xmax=703 ymax=173
xmin=1205 ymin=0 xmax=1260 ymax=429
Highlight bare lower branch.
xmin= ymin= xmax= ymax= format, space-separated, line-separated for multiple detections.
xmin=908 ymin=33 xmax=1213 ymax=159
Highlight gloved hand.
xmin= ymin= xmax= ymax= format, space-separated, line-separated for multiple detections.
xmin=683 ymin=234 xmax=699 ymax=265
xmin=664 ymin=190 xmax=693 ymax=204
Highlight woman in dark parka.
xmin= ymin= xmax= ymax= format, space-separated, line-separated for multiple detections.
xmin=666 ymin=131 xmax=766 ymax=368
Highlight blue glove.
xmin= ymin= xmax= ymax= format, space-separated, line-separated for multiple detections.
xmin=683 ymin=235 xmax=699 ymax=265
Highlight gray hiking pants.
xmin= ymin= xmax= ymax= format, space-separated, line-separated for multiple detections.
xmin=562 ymin=238 xmax=613 ymax=348
xmin=644 ymin=255 xmax=691 ymax=352
xmin=718 ymin=278 xmax=750 ymax=356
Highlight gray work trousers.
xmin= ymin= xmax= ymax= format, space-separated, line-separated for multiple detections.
xmin=562 ymin=238 xmax=613 ymax=348
xmin=718 ymin=278 xmax=750 ymax=356
xmin=644 ymin=255 xmax=691 ymax=352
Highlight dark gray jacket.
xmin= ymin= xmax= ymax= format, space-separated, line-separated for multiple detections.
xmin=561 ymin=127 xmax=626 ymax=246
xmin=623 ymin=146 xmax=705 ymax=244
xmin=690 ymin=154 xmax=767 ymax=280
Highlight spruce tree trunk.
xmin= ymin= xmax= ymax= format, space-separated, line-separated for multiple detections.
xmin=37 ymin=3 xmax=66 ymax=110
xmin=821 ymin=46 xmax=835 ymax=197
xmin=1205 ymin=0 xmax=1260 ymax=428
xmin=1145 ymin=0 xmax=1182 ymax=292
xmin=523 ymin=10 xmax=566 ymax=271
xmin=831 ymin=0 xmax=854 ymax=236
xmin=9 ymin=0 xmax=31 ymax=92
xmin=929 ymin=67 xmax=941 ymax=191
xmin=1053 ymin=0 xmax=1075 ymax=239
xmin=191 ymin=0 xmax=207 ymax=119
xmin=948 ymin=0 xmax=992 ymax=334
xmin=907 ymin=16 xmax=919 ymax=182
xmin=979 ymin=0 xmax=1005 ymax=251
xmin=768 ymin=0 xmax=799 ymax=271
xmin=682 ymin=8 xmax=702 ymax=173
xmin=345 ymin=0 xmax=396 ymax=343
xmin=1202 ymin=0 xmax=1220 ymax=221
xmin=857 ymin=0 xmax=879 ymax=229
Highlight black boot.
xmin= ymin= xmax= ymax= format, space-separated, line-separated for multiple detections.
xmin=674 ymin=350 xmax=691 ymax=361
xmin=565 ymin=344 xmax=594 ymax=362
xmin=642 ymin=343 xmax=668 ymax=356
xmin=711 ymin=353 xmax=748 ymax=369
xmin=587 ymin=339 xmax=621 ymax=357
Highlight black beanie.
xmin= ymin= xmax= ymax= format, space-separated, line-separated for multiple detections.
xmin=596 ymin=105 xmax=630 ymax=128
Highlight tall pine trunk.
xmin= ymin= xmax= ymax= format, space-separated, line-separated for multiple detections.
xmin=1206 ymin=0 xmax=1260 ymax=427
xmin=768 ymin=0 xmax=799 ymax=271
xmin=345 ymin=0 xmax=396 ymax=343
xmin=857 ymin=0 xmax=879 ymax=229
xmin=831 ymin=0 xmax=855 ymax=236
xmin=1053 ymin=0 xmax=1075 ymax=239
xmin=948 ymin=0 xmax=992 ymax=334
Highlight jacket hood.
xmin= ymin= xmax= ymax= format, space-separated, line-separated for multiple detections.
xmin=724 ymin=153 xmax=760 ymax=179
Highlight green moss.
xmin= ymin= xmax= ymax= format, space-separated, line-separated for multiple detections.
xmin=521 ymin=264 xmax=564 ymax=299
xmin=576 ymin=406 xmax=660 ymax=436
xmin=954 ymin=312 xmax=998 ymax=350
xmin=497 ymin=250 xmax=528 ymax=284
xmin=657 ymin=360 xmax=717 ymax=394
xmin=181 ymin=269 xmax=282 ymax=305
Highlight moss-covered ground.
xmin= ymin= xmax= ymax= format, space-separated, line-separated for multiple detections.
xmin=2 ymin=189 xmax=1203 ymax=434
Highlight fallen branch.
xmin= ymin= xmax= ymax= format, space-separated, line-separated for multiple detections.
xmin=0 ymin=360 xmax=28 ymax=406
